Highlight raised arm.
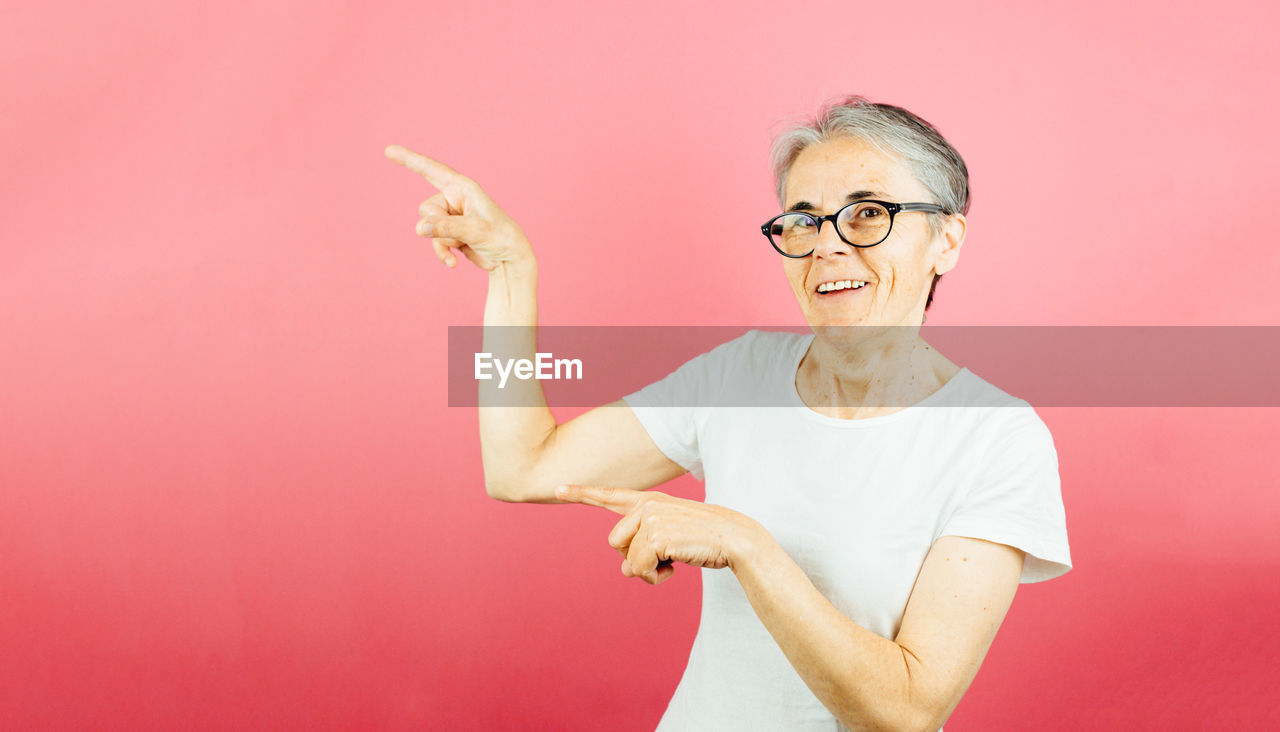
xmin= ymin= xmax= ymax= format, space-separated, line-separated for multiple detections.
xmin=385 ymin=145 xmax=686 ymax=503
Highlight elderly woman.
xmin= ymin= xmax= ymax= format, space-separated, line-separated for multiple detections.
xmin=386 ymin=95 xmax=1071 ymax=732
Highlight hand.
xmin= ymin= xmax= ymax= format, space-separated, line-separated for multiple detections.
xmin=555 ymin=484 xmax=770 ymax=586
xmin=384 ymin=144 xmax=535 ymax=272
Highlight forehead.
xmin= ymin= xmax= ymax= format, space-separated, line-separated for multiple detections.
xmin=784 ymin=136 xmax=924 ymax=206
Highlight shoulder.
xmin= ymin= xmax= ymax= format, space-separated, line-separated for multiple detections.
xmin=739 ymin=328 xmax=812 ymax=364
xmin=937 ymin=368 xmax=1058 ymax=453
xmin=945 ymin=367 xmax=1032 ymax=410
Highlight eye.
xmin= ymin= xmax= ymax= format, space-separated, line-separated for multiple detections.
xmin=782 ymin=214 xmax=816 ymax=231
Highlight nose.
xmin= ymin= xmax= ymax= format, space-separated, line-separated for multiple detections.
xmin=811 ymin=217 xmax=849 ymax=259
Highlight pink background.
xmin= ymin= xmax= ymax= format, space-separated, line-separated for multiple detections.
xmin=3 ymin=1 xmax=1278 ymax=728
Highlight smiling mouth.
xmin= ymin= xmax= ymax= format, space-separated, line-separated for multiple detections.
xmin=815 ymin=279 xmax=870 ymax=295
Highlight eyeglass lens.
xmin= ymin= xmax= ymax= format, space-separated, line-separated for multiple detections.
xmin=768 ymin=202 xmax=892 ymax=254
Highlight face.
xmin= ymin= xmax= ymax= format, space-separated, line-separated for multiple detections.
xmin=779 ymin=136 xmax=966 ymax=332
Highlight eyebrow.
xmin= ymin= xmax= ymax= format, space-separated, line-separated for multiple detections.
xmin=786 ymin=190 xmax=888 ymax=212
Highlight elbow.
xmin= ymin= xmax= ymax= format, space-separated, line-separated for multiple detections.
xmin=836 ymin=672 xmax=945 ymax=731
xmin=883 ymin=644 xmax=949 ymax=732
xmin=484 ymin=477 xmax=526 ymax=503
xmin=485 ymin=474 xmax=556 ymax=503
xmin=894 ymin=690 xmax=949 ymax=732
xmin=486 ymin=487 xmax=525 ymax=503
xmin=480 ymin=439 xmax=552 ymax=504
xmin=902 ymin=707 xmax=945 ymax=732
xmin=851 ymin=706 xmax=941 ymax=732
xmin=835 ymin=706 xmax=936 ymax=732
xmin=483 ymin=455 xmax=557 ymax=503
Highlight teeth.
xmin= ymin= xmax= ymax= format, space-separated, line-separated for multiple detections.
xmin=817 ymin=280 xmax=869 ymax=293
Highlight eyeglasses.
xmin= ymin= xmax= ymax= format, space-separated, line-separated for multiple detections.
xmin=760 ymin=199 xmax=949 ymax=258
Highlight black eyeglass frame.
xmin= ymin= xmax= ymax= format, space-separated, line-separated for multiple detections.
xmin=760 ymin=200 xmax=950 ymax=258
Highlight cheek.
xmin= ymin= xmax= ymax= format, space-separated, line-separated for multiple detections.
xmin=862 ymin=254 xmax=895 ymax=292
xmin=782 ymin=261 xmax=809 ymax=294
xmin=879 ymin=263 xmax=920 ymax=296
xmin=875 ymin=245 xmax=932 ymax=295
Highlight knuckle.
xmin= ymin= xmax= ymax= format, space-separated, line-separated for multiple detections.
xmin=435 ymin=220 xmax=458 ymax=238
xmin=494 ymin=219 xmax=520 ymax=239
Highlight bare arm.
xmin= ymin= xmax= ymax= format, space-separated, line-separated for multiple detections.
xmin=556 ymin=485 xmax=1024 ymax=729
xmin=733 ymin=534 xmax=1023 ymax=730
xmin=386 ymin=145 xmax=685 ymax=503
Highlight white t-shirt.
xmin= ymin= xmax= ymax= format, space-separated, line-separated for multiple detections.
xmin=621 ymin=329 xmax=1072 ymax=732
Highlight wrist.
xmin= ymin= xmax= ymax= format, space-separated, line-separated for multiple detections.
xmin=728 ymin=520 xmax=778 ymax=574
xmin=492 ymin=252 xmax=537 ymax=281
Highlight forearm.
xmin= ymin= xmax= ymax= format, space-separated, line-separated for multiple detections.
xmin=478 ymin=256 xmax=556 ymax=500
xmin=730 ymin=538 xmax=931 ymax=731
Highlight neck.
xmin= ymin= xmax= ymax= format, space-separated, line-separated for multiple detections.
xmin=798 ymin=325 xmax=951 ymax=414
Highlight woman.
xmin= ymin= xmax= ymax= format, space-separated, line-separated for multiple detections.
xmin=386 ymin=95 xmax=1071 ymax=731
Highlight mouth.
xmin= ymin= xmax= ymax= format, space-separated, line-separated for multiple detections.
xmin=814 ymin=279 xmax=871 ymax=298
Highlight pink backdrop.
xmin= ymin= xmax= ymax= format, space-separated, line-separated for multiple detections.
xmin=3 ymin=1 xmax=1278 ymax=728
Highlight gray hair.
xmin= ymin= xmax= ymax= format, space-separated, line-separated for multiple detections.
xmin=769 ymin=95 xmax=970 ymax=312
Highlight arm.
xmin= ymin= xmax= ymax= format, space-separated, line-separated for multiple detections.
xmin=555 ymin=486 xmax=1024 ymax=730
xmin=477 ymin=249 xmax=686 ymax=503
xmin=732 ymin=533 xmax=1023 ymax=731
xmin=386 ymin=145 xmax=686 ymax=503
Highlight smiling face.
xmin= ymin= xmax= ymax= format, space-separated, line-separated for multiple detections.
xmin=780 ymin=136 xmax=966 ymax=331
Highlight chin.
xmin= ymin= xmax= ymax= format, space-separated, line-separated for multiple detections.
xmin=807 ymin=310 xmax=906 ymax=342
xmin=808 ymin=316 xmax=869 ymax=341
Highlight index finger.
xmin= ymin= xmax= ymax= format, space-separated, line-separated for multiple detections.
xmin=555 ymin=484 xmax=644 ymax=515
xmin=384 ymin=144 xmax=465 ymax=189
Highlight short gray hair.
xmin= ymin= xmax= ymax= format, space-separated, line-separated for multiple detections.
xmin=769 ymin=95 xmax=970 ymax=312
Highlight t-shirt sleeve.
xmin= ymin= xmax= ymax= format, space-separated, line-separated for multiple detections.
xmin=936 ymin=404 xmax=1073 ymax=583
xmin=620 ymin=332 xmax=749 ymax=482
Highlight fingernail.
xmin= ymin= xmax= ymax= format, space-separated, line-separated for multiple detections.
xmin=555 ymin=485 xmax=569 ymax=497
xmin=418 ymin=221 xmax=434 ymax=236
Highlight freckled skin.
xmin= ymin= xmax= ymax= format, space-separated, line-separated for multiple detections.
xmin=783 ymin=137 xmax=972 ymax=420
xmin=780 ymin=136 xmax=966 ymax=330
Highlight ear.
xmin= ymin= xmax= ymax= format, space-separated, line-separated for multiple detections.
xmin=932 ymin=213 xmax=967 ymax=276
